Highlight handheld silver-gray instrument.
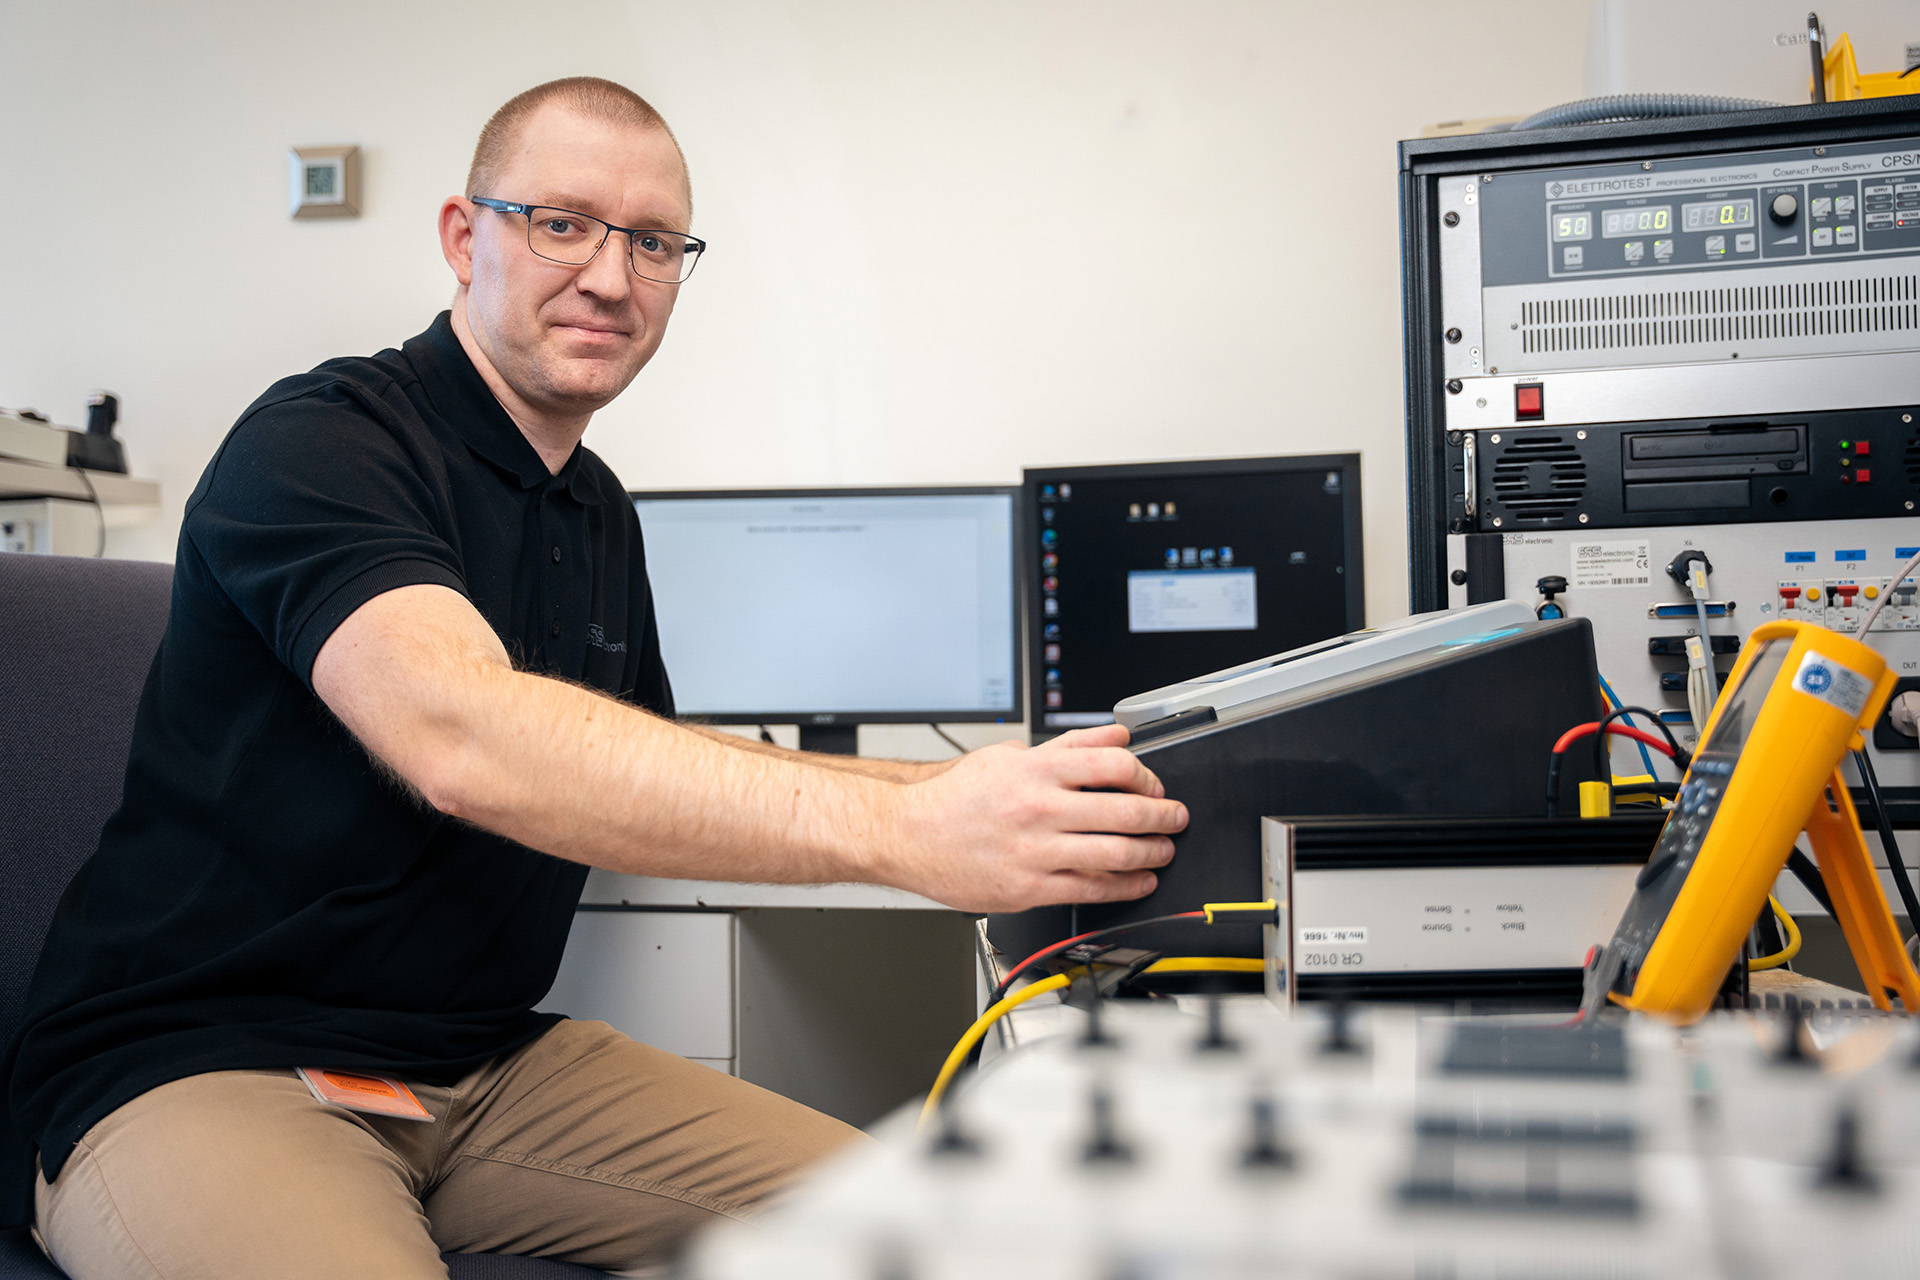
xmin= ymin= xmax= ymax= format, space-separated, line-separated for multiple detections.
xmin=1113 ymin=599 xmax=1533 ymax=742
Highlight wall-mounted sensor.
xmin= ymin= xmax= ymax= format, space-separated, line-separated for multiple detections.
xmin=289 ymin=146 xmax=361 ymax=219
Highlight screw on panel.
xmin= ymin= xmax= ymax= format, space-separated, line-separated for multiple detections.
xmin=1481 ymin=174 xmax=1494 ymax=183
xmin=1446 ymin=379 xmax=1463 ymax=394
xmin=1577 ymin=430 xmax=1588 ymax=440
xmin=1492 ymin=517 xmax=1503 ymax=527
xmin=1642 ymin=161 xmax=1653 ymax=170
xmin=1445 ymin=328 xmax=1462 ymax=343
xmin=1579 ymin=513 xmax=1590 ymax=524
xmin=1815 ymin=147 xmax=1827 ymax=156
xmin=1476 ymin=398 xmax=1487 ymax=408
xmin=1488 ymin=367 xmax=1499 ymax=375
xmin=1905 ymin=414 xmax=1913 ymax=423
xmin=1451 ymin=569 xmax=1469 ymax=585
xmin=1446 ymin=431 xmax=1463 ymax=446
xmin=1443 ymin=211 xmax=1460 ymax=227
xmin=1490 ymin=434 xmax=1501 ymax=443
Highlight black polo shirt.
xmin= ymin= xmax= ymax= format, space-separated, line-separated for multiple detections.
xmin=3 ymin=311 xmax=673 ymax=1207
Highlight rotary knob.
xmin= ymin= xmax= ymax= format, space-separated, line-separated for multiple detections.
xmin=1769 ymin=192 xmax=1800 ymax=224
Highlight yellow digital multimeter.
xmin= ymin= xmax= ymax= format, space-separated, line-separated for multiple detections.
xmin=1584 ymin=620 xmax=1920 ymax=1024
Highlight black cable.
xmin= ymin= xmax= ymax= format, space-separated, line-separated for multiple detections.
xmin=71 ymin=465 xmax=106 ymax=557
xmin=1787 ymin=848 xmax=1836 ymax=917
xmin=1547 ymin=707 xmax=1687 ymax=817
xmin=989 ymin=912 xmax=1210 ymax=1006
xmin=1852 ymin=750 xmax=1920 ymax=934
xmin=1592 ymin=705 xmax=1688 ymax=782
xmin=757 ymin=724 xmax=776 ymax=745
xmin=928 ymin=724 xmax=966 ymax=756
xmin=965 ymin=910 xmax=1224 ymax=1071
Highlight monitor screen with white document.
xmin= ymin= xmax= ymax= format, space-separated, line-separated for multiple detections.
xmin=631 ymin=487 xmax=1021 ymax=751
xmin=1022 ymin=455 xmax=1363 ymax=738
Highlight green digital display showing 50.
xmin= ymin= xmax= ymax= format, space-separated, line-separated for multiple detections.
xmin=1551 ymin=211 xmax=1592 ymax=242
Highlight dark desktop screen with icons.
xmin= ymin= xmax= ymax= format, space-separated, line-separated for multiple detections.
xmin=1028 ymin=462 xmax=1359 ymax=732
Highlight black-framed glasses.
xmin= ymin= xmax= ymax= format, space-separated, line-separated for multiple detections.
xmin=471 ymin=197 xmax=706 ymax=284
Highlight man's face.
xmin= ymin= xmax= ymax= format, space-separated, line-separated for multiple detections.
xmin=457 ymin=104 xmax=692 ymax=420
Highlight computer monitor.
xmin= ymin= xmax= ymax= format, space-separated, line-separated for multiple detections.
xmin=631 ymin=487 xmax=1022 ymax=753
xmin=1023 ymin=455 xmax=1363 ymax=739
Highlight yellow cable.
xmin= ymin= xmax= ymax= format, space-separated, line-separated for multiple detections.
xmin=918 ymin=973 xmax=1069 ymax=1128
xmin=1142 ymin=956 xmax=1266 ymax=974
xmin=1748 ymin=896 xmax=1803 ymax=971
xmin=1201 ymin=900 xmax=1278 ymax=924
xmin=917 ymin=958 xmax=1268 ymax=1129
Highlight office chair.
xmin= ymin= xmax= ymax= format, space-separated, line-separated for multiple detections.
xmin=0 ymin=554 xmax=607 ymax=1280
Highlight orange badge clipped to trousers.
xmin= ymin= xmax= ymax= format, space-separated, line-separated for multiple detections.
xmin=297 ymin=1068 xmax=434 ymax=1122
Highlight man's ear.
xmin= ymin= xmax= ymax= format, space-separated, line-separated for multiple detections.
xmin=439 ymin=196 xmax=477 ymax=287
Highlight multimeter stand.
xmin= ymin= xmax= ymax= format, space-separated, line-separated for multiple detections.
xmin=1804 ymin=769 xmax=1920 ymax=1012
xmin=1587 ymin=770 xmax=1920 ymax=1020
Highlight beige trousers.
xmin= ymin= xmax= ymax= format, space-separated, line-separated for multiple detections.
xmin=34 ymin=1018 xmax=864 ymax=1279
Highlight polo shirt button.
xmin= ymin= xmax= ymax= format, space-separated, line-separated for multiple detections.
xmin=550 ymin=621 xmax=562 ymax=637
xmin=551 ymin=546 xmax=562 ymax=563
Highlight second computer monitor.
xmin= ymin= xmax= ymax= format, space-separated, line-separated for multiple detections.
xmin=632 ymin=487 xmax=1021 ymax=752
xmin=1025 ymin=455 xmax=1363 ymax=737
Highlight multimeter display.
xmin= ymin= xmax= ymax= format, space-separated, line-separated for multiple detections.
xmin=1691 ymin=639 xmax=1790 ymax=756
xmin=1600 ymin=646 xmax=1790 ymax=989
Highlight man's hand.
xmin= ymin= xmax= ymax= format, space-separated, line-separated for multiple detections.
xmin=876 ymin=724 xmax=1187 ymax=914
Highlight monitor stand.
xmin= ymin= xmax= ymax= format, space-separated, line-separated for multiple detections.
xmin=798 ymin=724 xmax=859 ymax=756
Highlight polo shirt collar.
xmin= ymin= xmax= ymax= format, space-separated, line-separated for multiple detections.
xmin=407 ymin=312 xmax=605 ymax=506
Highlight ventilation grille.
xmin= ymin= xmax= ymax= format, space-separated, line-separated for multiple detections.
xmin=1518 ymin=274 xmax=1920 ymax=355
xmin=1490 ymin=434 xmax=1587 ymax=525
xmin=1907 ymin=429 xmax=1920 ymax=488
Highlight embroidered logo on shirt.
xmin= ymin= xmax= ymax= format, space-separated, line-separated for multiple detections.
xmin=586 ymin=623 xmax=627 ymax=654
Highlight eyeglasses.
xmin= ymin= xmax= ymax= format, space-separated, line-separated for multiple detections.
xmin=471 ymin=197 xmax=706 ymax=284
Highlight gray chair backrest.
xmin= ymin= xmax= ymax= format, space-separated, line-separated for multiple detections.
xmin=0 ymin=555 xmax=173 ymax=1048
xmin=0 ymin=556 xmax=610 ymax=1279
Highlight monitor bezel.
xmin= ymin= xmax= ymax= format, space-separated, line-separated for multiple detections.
xmin=628 ymin=484 xmax=1026 ymax=727
xmin=1019 ymin=453 xmax=1365 ymax=739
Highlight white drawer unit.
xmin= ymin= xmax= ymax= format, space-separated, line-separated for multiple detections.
xmin=539 ymin=909 xmax=735 ymax=1064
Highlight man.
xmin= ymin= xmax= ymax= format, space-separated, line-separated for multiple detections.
xmin=2 ymin=77 xmax=1185 ymax=1278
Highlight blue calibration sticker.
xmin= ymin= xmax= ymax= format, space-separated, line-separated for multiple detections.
xmin=1784 ymin=551 xmax=1815 ymax=563
xmin=1792 ymin=651 xmax=1873 ymax=719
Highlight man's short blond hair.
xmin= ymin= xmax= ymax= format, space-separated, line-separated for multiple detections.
xmin=465 ymin=77 xmax=687 ymax=202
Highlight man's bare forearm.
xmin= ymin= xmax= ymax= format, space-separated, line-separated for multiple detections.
xmin=314 ymin=585 xmax=1187 ymax=913
xmin=438 ymin=667 xmax=905 ymax=881
xmin=316 ymin=587 xmax=906 ymax=884
xmin=679 ymin=722 xmax=945 ymax=783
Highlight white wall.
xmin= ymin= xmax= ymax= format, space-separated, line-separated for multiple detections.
xmin=0 ymin=0 xmax=1594 ymax=634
